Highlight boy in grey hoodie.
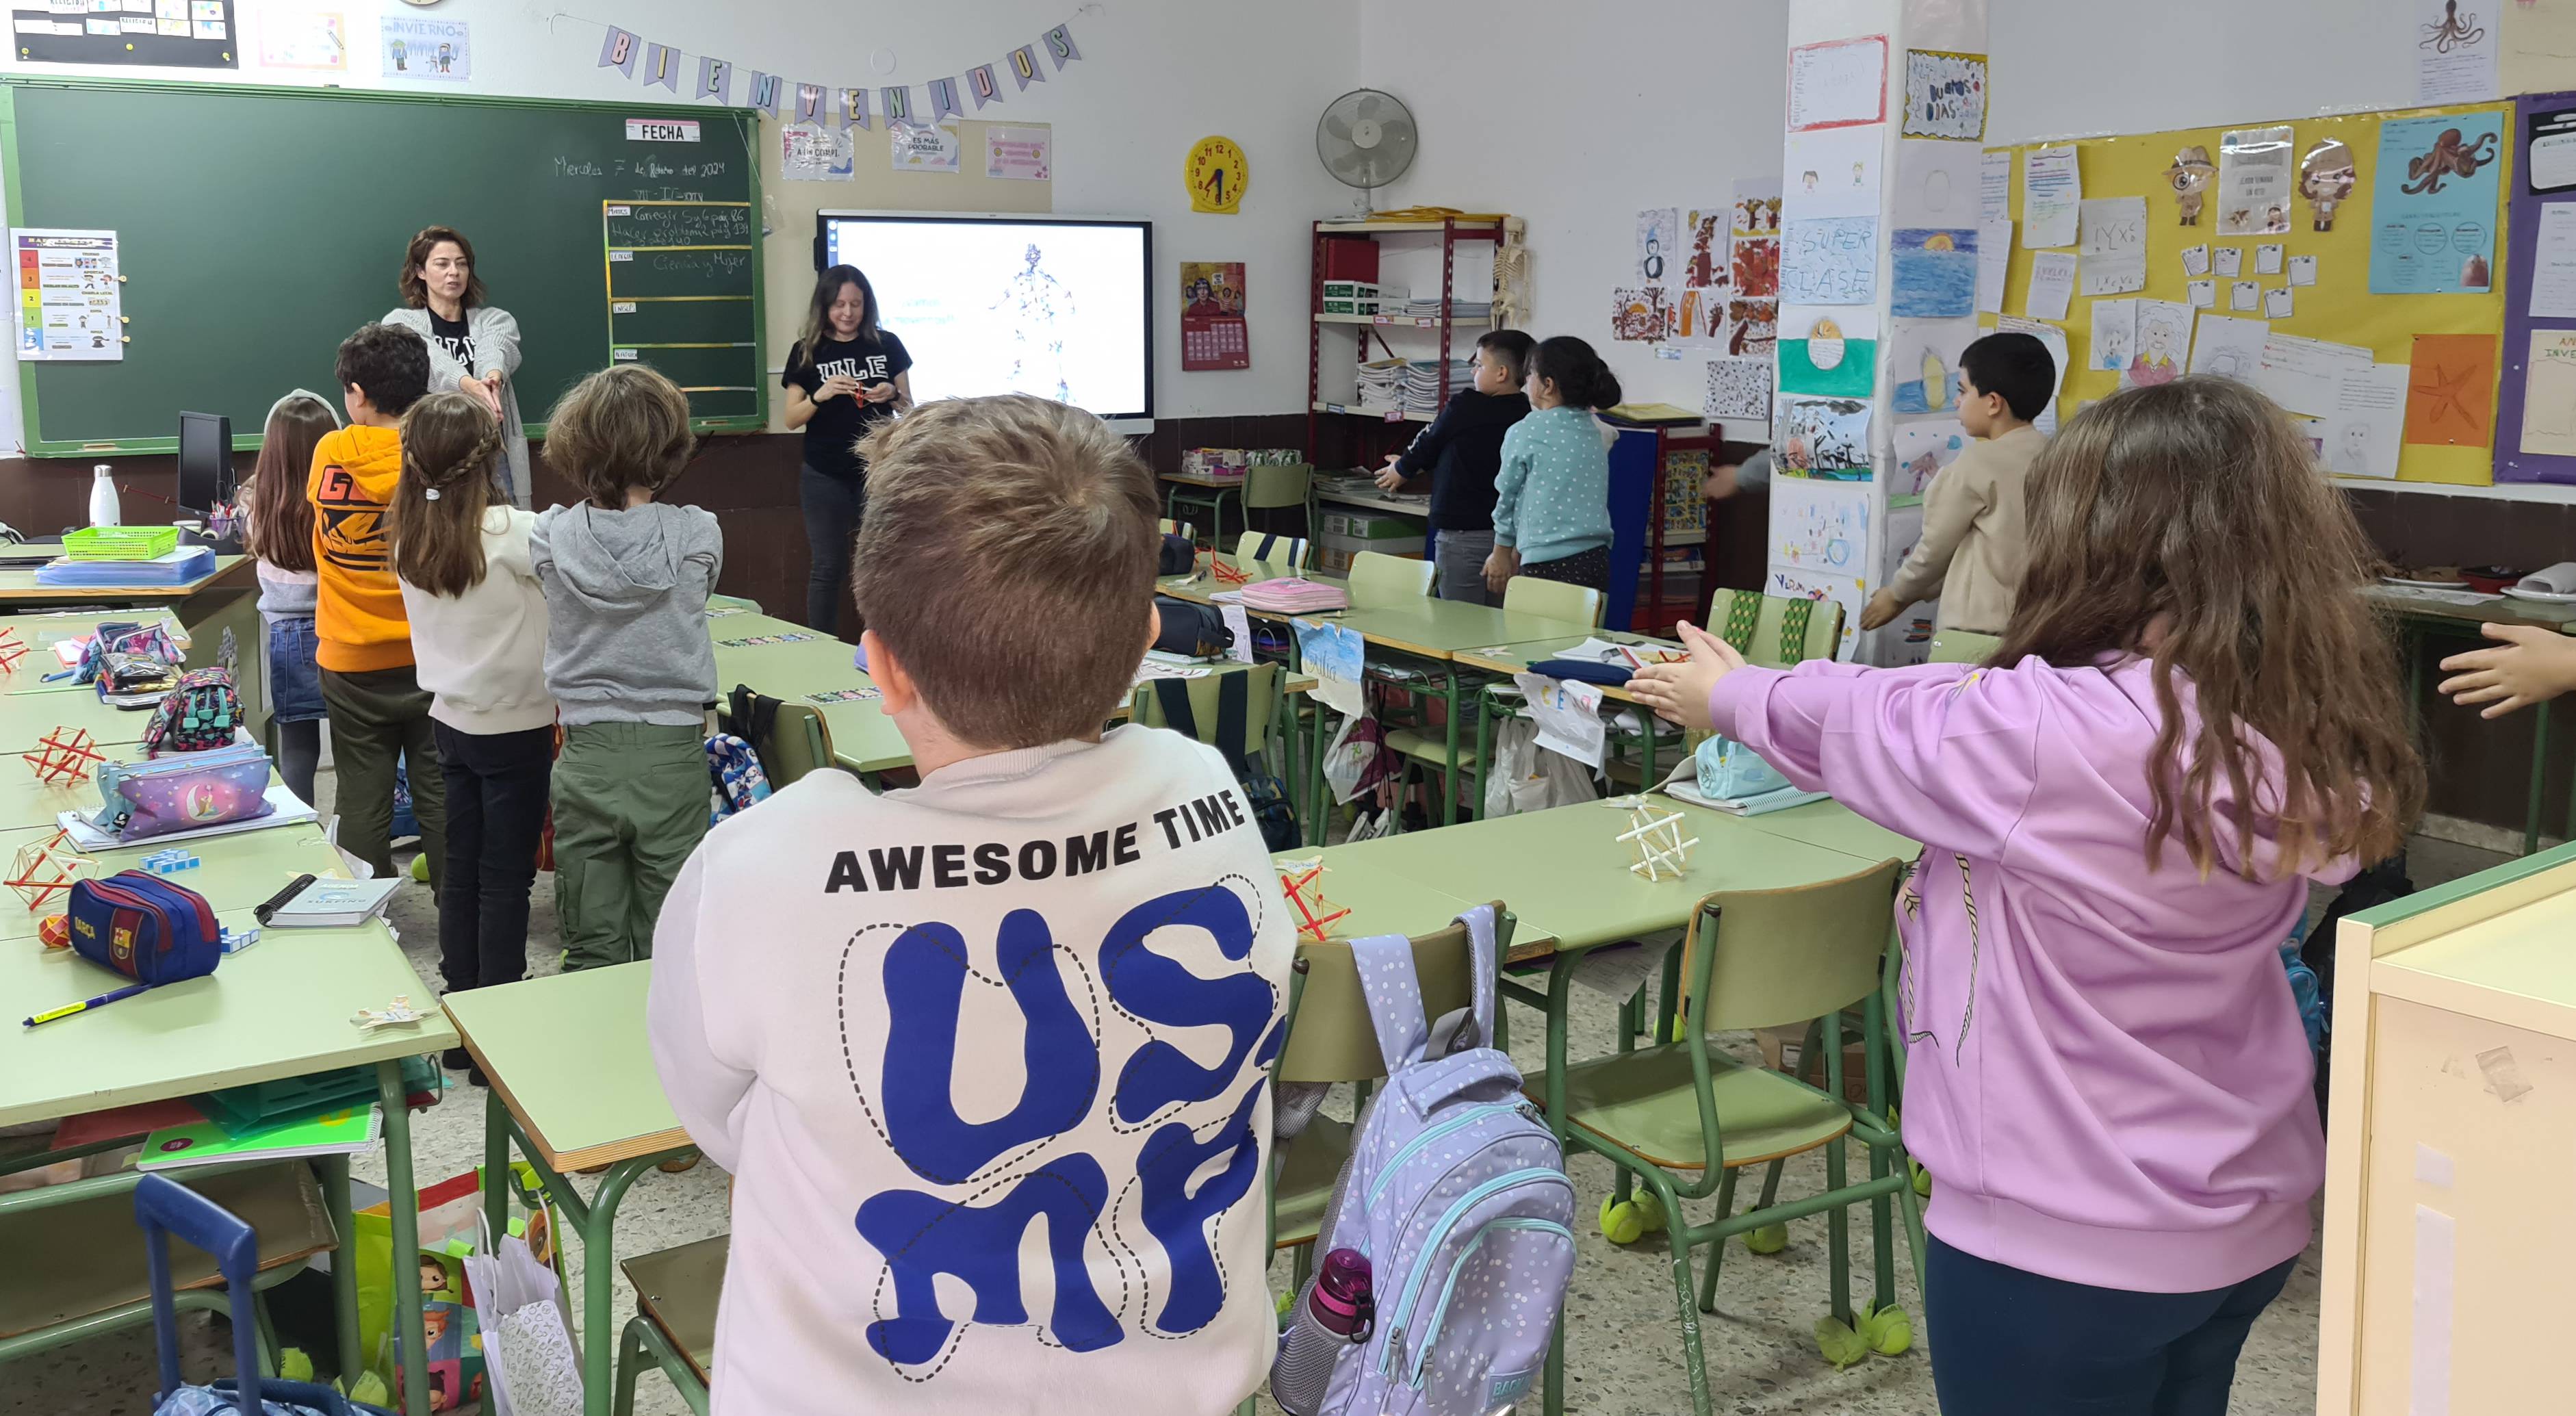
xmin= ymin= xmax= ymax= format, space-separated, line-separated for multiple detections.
xmin=530 ymin=366 xmax=724 ymax=969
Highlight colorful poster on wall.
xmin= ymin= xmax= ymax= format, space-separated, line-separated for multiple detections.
xmin=1683 ymin=206 xmax=1729 ymax=288
xmin=2499 ymin=91 xmax=2576 ymax=482
xmin=2406 ymin=331 xmax=2498 ymax=443
xmin=1179 ymin=261 xmax=1248 ymax=371
xmin=1901 ymin=49 xmax=1987 ymax=141
xmin=379 ymin=16 xmax=467 ymax=81
xmin=2371 ymin=111 xmax=2505 ymax=294
xmin=1770 ymin=476 xmax=1872 ymax=575
xmin=1891 ymin=417 xmax=1968 ymax=494
xmin=12 ymin=228 xmax=122 ymax=363
xmin=1778 ymin=311 xmax=1877 ymax=398
xmin=1610 ymin=287 xmax=1677 ymax=342
xmin=2216 ymin=126 xmax=2294 ymax=235
xmin=1704 ymin=357 xmax=1774 ymax=422
xmin=890 ymin=120 xmax=962 ymax=173
xmin=1776 ymin=396 xmax=1873 ymax=479
xmin=1786 ymin=36 xmax=1888 ymax=132
xmin=1728 ymin=297 xmax=1778 ymax=358
xmin=259 ymin=9 xmax=345 ymax=70
xmin=1637 ymin=207 xmax=1680 ymax=287
xmin=1890 ymin=317 xmax=1976 ymax=413
xmin=985 ymin=126 xmax=1052 ymax=181
xmin=1891 ymin=227 xmax=1978 ymax=318
xmin=781 ymin=123 xmax=855 ymax=182
xmin=1781 ymin=217 xmax=1879 ymax=305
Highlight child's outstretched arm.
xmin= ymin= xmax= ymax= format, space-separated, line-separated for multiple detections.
xmin=645 ymin=850 xmax=755 ymax=1172
xmin=1636 ymin=626 xmax=2040 ymax=858
xmin=2439 ymin=621 xmax=2576 ymax=717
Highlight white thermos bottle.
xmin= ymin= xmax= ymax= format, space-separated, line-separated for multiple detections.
xmin=88 ymin=464 xmax=119 ymax=528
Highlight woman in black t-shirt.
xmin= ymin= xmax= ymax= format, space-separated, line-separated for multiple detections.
xmin=783 ymin=263 xmax=912 ymax=634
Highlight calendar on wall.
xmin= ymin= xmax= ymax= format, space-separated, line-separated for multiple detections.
xmin=1180 ymin=260 xmax=1249 ymax=371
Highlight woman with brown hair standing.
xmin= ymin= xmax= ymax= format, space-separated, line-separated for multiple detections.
xmin=383 ymin=225 xmax=530 ymax=507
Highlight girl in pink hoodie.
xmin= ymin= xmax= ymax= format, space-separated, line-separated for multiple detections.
xmin=1634 ymin=376 xmax=2422 ymax=1414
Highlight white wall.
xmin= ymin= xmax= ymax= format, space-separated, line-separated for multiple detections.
xmin=1356 ymin=0 xmax=1792 ymax=417
xmin=0 ymin=0 xmax=1359 ymax=433
xmin=1987 ymin=0 xmax=2416 ymax=144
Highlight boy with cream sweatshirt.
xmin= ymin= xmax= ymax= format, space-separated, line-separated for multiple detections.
xmin=648 ymin=395 xmax=1294 ymax=1415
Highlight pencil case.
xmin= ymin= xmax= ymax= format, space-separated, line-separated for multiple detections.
xmin=67 ymin=871 xmax=220 ymax=984
xmin=88 ymin=739 xmax=275 ymax=842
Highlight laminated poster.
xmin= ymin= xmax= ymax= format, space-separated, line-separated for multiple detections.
xmin=379 ymin=15 xmax=467 ymax=80
xmin=2371 ymin=112 xmax=2503 ymax=294
xmin=2217 ymin=126 xmax=2294 ymax=236
xmin=11 ymin=228 xmax=121 ymax=362
xmin=1178 ymin=261 xmax=1248 ymax=372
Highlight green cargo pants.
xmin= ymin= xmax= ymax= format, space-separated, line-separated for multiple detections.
xmin=320 ymin=663 xmax=445 ymax=894
xmin=552 ymin=721 xmax=707 ymax=970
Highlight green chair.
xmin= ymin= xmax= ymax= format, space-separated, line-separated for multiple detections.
xmin=1708 ymin=588 xmax=1846 ymax=667
xmin=1233 ymin=530 xmax=1311 ymax=576
xmin=721 ymin=693 xmax=836 ymax=789
xmin=1158 ymin=517 xmax=1195 ymax=543
xmin=0 ymin=1161 xmax=334 ymax=1377
xmin=1347 ymin=549 xmax=1435 ymax=606
xmin=1244 ymin=462 xmax=1313 ymax=543
xmin=1542 ymin=858 xmax=1926 ymax=1416
xmin=1928 ymin=628 xmax=2000 ymax=664
xmin=1131 ymin=664 xmax=1290 ymax=831
xmin=613 ymin=1235 xmax=721 ymax=1416
xmin=1264 ymin=907 xmax=1504 ymax=1279
xmin=1502 ymin=575 xmax=1605 ymax=628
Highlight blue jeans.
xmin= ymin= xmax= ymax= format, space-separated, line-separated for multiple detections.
xmin=266 ymin=616 xmax=324 ymax=723
xmin=1926 ymin=1235 xmax=2294 ymax=1415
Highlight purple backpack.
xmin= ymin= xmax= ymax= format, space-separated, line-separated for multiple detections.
xmin=1293 ymin=905 xmax=1574 ymax=1415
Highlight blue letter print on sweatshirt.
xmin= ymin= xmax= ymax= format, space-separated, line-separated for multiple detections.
xmin=854 ymin=886 xmax=1278 ymax=1369
xmin=855 ymin=1157 xmax=1121 ymax=1367
xmin=880 ymin=910 xmax=1100 ymax=1185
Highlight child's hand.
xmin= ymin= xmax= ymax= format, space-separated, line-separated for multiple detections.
xmin=1703 ymin=463 xmax=1741 ymax=501
xmin=1482 ymin=545 xmax=1519 ymax=593
xmin=2439 ymin=621 xmax=2576 ymax=717
xmin=1627 ymin=621 xmax=1744 ymax=732
xmin=1859 ymin=589 xmax=1904 ymax=632
xmin=1373 ymin=465 xmax=1407 ymax=491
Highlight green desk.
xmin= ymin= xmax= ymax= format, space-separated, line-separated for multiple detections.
xmin=0 ymin=552 xmax=249 ymax=607
xmin=0 ymin=819 xmax=338 ymax=943
xmin=1271 ymin=849 xmax=1558 ymax=962
xmin=0 ymin=900 xmax=456 ymax=1415
xmin=1725 ymin=798 xmax=1920 ymax=864
xmin=706 ymin=614 xmax=914 ymax=778
xmin=2369 ymin=587 xmax=2576 ymax=855
xmin=444 ymin=964 xmax=694 ymax=1416
xmin=0 ymin=602 xmax=272 ymax=754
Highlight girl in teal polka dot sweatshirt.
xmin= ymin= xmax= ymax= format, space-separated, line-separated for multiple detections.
xmin=1487 ymin=335 xmax=1623 ymax=593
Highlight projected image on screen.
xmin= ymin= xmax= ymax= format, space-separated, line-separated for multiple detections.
xmin=822 ymin=216 xmax=1152 ymax=421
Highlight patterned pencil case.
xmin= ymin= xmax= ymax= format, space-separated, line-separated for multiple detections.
xmin=88 ymin=740 xmax=275 ymax=842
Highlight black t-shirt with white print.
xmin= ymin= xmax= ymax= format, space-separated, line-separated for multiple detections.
xmin=784 ymin=330 xmax=912 ymax=481
xmin=428 ymin=309 xmax=475 ymax=368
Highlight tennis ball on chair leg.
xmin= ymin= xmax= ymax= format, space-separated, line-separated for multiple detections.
xmin=1744 ymin=1222 xmax=1788 ymax=1254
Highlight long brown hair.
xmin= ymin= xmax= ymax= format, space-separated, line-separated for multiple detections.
xmin=543 ymin=365 xmax=695 ymax=509
xmin=388 ymin=393 xmax=504 ymax=597
xmin=795 ymin=263 xmax=880 ymax=359
xmin=398 ymin=225 xmax=487 ymax=311
xmin=242 ymin=391 xmax=339 ymax=573
xmin=1994 ymin=376 xmax=2423 ymax=878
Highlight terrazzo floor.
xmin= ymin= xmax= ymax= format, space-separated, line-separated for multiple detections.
xmin=5 ymin=762 xmax=2506 ymax=1415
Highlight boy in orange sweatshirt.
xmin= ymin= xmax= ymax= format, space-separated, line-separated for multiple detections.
xmin=309 ymin=322 xmax=445 ymax=888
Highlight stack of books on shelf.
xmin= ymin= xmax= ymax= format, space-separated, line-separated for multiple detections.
xmin=1398 ymin=294 xmax=1493 ymax=321
xmin=1400 ymin=359 xmax=1477 ymax=417
xmin=1355 ymin=358 xmax=1406 ymax=414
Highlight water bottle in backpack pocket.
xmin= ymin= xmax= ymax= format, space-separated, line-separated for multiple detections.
xmin=1272 ymin=905 xmax=1575 ymax=1416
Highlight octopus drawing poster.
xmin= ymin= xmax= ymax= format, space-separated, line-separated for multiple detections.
xmin=2370 ymin=112 xmax=2504 ymax=294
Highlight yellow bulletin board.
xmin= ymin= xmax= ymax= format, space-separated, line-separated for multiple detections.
xmin=1985 ymin=102 xmax=2510 ymax=486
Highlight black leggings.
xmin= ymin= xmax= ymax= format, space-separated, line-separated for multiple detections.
xmin=433 ymin=721 xmax=554 ymax=994
xmin=801 ymin=465 xmax=866 ymax=635
xmin=1521 ymin=543 xmax=1611 ymax=593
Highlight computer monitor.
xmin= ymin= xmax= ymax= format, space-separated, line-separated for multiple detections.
xmin=176 ymin=411 xmax=231 ymax=516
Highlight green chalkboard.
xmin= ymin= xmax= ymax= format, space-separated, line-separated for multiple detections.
xmin=0 ymin=77 xmax=766 ymax=455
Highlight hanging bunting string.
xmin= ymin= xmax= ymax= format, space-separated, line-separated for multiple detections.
xmin=564 ymin=7 xmax=1094 ymax=133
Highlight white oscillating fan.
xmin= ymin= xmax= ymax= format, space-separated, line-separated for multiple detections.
xmin=1316 ymin=89 xmax=1418 ymax=209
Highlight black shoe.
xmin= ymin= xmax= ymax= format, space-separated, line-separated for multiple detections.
xmin=441 ymin=1046 xmax=472 ymax=1071
xmin=467 ymin=1065 xmax=489 ymax=1088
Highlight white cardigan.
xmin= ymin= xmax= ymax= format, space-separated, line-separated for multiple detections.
xmin=381 ymin=304 xmax=530 ymax=509
xmin=398 ymin=506 xmax=555 ymax=736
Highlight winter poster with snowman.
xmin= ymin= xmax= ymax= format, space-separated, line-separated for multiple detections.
xmin=381 ymin=16 xmax=469 ymax=81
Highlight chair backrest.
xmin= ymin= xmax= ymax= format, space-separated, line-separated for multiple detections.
xmin=758 ymin=703 xmax=836 ymax=788
xmin=1234 ymin=530 xmax=1310 ymax=574
xmin=1928 ymin=629 xmax=2000 ymax=665
xmin=1244 ymin=462 xmax=1313 ymax=511
xmin=1348 ymin=550 xmax=1436 ymax=606
xmin=1687 ymin=858 xmax=1907 ymax=1033
xmin=1129 ymin=661 xmax=1279 ymax=760
xmin=1274 ymin=905 xmax=1499 ymax=1085
xmin=1708 ymin=589 xmax=1846 ymax=668
xmin=1503 ymin=575 xmax=1604 ymax=628
xmin=1159 ymin=517 xmax=1195 ymax=543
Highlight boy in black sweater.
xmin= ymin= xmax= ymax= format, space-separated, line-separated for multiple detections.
xmin=1374 ymin=329 xmax=1534 ymax=604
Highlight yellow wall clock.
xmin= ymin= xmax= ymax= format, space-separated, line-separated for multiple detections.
xmin=1186 ymin=136 xmax=1248 ymax=214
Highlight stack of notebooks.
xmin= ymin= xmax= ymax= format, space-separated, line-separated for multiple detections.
xmin=1400 ymin=359 xmax=1478 ymax=418
xmin=1239 ymin=578 xmax=1352 ymax=614
xmin=1354 ymin=358 xmax=1406 ymax=414
xmin=1398 ymin=294 xmax=1494 ymax=322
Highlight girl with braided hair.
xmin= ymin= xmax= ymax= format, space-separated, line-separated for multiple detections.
xmin=389 ymin=391 xmax=555 ymax=1079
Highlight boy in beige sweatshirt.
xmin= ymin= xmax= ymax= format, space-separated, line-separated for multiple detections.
xmin=1862 ymin=331 xmax=2055 ymax=636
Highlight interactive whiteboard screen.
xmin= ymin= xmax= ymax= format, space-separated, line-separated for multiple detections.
xmin=819 ymin=213 xmax=1153 ymax=423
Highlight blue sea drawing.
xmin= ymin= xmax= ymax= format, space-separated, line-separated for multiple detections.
xmin=1890 ymin=228 xmax=1978 ymax=319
